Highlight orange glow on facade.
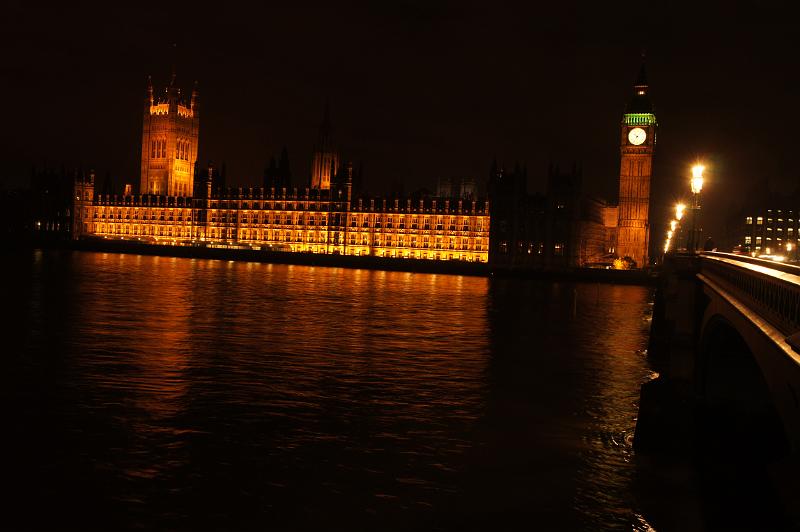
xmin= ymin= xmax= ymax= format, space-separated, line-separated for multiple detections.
xmin=77 ymin=183 xmax=490 ymax=262
xmin=140 ymin=77 xmax=199 ymax=198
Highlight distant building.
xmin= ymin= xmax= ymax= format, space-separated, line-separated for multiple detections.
xmin=737 ymin=208 xmax=799 ymax=259
xmin=30 ymin=167 xmax=76 ymax=236
xmin=488 ymin=162 xmax=614 ymax=270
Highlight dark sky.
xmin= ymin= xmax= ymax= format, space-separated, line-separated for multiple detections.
xmin=2 ymin=2 xmax=797 ymax=243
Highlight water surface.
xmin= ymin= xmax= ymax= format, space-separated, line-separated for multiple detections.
xmin=3 ymin=250 xmax=659 ymax=530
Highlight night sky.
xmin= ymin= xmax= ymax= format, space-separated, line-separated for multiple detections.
xmin=2 ymin=2 xmax=797 ymax=244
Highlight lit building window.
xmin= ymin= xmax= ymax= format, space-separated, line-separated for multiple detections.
xmin=757 ymin=217 xmax=763 ymax=225
xmin=745 ymin=236 xmax=752 ymax=244
xmin=746 ymin=217 xmax=753 ymax=224
xmin=554 ymin=243 xmax=564 ymax=256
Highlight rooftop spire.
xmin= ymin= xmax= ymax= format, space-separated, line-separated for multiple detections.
xmin=170 ymin=43 xmax=177 ymax=86
xmin=626 ymin=51 xmax=653 ymax=114
xmin=635 ymin=49 xmax=648 ymax=89
xmin=146 ymin=75 xmax=154 ymax=105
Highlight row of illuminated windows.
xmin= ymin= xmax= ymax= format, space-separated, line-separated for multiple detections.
xmin=94 ymin=224 xmax=191 ymax=238
xmin=744 ymin=236 xmax=797 ymax=244
xmin=94 ymin=209 xmax=191 ymax=221
xmin=746 ymin=216 xmax=797 ymax=225
xmin=220 ymin=212 xmax=487 ymax=230
xmin=210 ymin=229 xmax=485 ymax=250
xmin=209 ymin=200 xmax=486 ymax=214
xmin=745 ymin=224 xmax=795 ymax=233
xmin=149 ymin=139 xmax=191 ymax=160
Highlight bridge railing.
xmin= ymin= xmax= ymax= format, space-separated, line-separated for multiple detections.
xmin=699 ymin=252 xmax=800 ymax=339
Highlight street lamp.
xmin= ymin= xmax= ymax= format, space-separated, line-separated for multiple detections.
xmin=689 ymin=165 xmax=705 ymax=252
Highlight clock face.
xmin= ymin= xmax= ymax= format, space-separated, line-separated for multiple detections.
xmin=628 ymin=127 xmax=647 ymax=145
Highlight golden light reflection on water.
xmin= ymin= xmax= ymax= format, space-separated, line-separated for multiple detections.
xmin=8 ymin=250 xmax=665 ymax=530
xmin=66 ymin=252 xmax=493 ymax=488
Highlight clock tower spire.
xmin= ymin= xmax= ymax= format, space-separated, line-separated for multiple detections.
xmin=616 ymin=58 xmax=656 ymax=268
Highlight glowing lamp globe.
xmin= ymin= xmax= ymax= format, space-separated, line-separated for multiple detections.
xmin=691 ymin=165 xmax=705 ymax=194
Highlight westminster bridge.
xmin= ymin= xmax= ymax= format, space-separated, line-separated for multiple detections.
xmin=636 ymin=251 xmax=800 ymax=513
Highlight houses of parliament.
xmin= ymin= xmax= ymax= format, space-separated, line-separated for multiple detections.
xmin=54 ymin=63 xmax=656 ymax=269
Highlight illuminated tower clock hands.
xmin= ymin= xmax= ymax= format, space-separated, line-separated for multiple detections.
xmin=628 ymin=127 xmax=646 ymax=145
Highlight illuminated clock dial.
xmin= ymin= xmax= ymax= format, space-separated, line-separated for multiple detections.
xmin=628 ymin=127 xmax=647 ymax=145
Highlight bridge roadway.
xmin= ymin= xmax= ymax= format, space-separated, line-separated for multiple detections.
xmin=636 ymin=251 xmax=800 ymax=515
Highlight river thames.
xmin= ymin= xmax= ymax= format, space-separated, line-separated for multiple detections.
xmin=4 ymin=250 xmax=703 ymax=530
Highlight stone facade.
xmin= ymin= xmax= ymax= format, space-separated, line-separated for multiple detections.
xmin=139 ymin=76 xmax=199 ymax=197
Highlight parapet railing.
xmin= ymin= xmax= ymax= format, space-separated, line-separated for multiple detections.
xmin=699 ymin=252 xmax=800 ymax=342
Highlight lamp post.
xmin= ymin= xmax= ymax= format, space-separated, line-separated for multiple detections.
xmin=689 ymin=165 xmax=705 ymax=252
xmin=675 ymin=203 xmax=686 ymax=251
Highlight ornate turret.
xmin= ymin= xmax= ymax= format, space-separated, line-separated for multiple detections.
xmin=310 ymin=101 xmax=340 ymax=190
xmin=139 ymin=69 xmax=200 ymax=197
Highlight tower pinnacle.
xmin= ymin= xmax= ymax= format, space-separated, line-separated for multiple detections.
xmin=146 ymin=75 xmax=154 ymax=105
xmin=311 ymin=101 xmax=339 ymax=189
xmin=627 ymin=55 xmax=652 ymax=114
xmin=170 ymin=43 xmax=177 ymax=86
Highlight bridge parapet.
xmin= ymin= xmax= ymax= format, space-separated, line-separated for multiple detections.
xmin=700 ymin=252 xmax=800 ymax=343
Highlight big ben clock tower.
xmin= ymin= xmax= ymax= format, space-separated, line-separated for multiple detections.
xmin=616 ymin=62 xmax=656 ymax=268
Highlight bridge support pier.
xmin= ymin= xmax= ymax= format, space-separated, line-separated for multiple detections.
xmin=636 ymin=252 xmax=800 ymax=522
xmin=635 ymin=254 xmax=703 ymax=454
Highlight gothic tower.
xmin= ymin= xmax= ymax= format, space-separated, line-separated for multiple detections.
xmin=616 ymin=61 xmax=656 ymax=267
xmin=140 ymin=73 xmax=200 ymax=196
xmin=310 ymin=103 xmax=339 ymax=190
xmin=72 ymin=169 xmax=95 ymax=239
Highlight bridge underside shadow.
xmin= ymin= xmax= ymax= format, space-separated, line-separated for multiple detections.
xmin=698 ymin=315 xmax=789 ymax=460
xmin=693 ymin=316 xmax=793 ymax=528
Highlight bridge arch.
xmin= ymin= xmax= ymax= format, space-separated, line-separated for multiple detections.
xmin=697 ymin=313 xmax=790 ymax=458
